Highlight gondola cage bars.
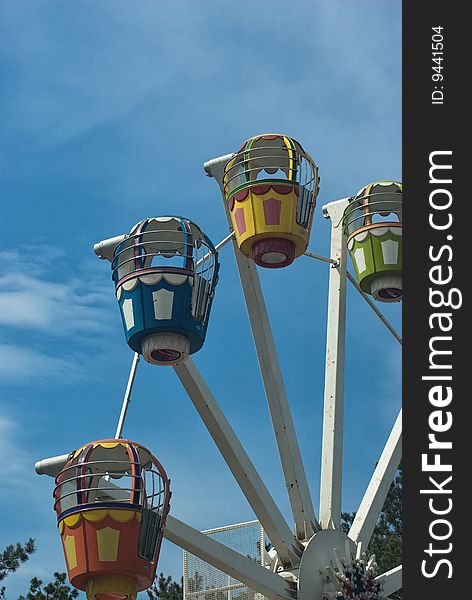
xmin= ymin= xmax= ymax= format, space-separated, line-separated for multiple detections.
xmin=107 ymin=216 xmax=219 ymax=365
xmin=54 ymin=439 xmax=171 ymax=600
xmin=343 ymin=181 xmax=402 ymax=302
xmin=223 ymin=134 xmax=320 ymax=268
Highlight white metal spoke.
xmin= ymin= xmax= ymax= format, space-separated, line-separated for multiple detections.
xmin=303 ymin=250 xmax=337 ymax=265
xmin=229 ymin=254 xmax=319 ymax=539
xmin=303 ymin=252 xmax=402 ymax=346
xmin=319 ymin=199 xmax=350 ymax=529
xmin=374 ymin=565 xmax=402 ymax=597
xmin=39 ymin=152 xmax=404 ymax=600
xmin=115 ymin=352 xmax=140 ymax=439
xmin=348 ymin=410 xmax=402 ymax=548
xmin=174 ymin=358 xmax=303 ymax=567
xmin=165 ymin=515 xmax=296 ymax=600
xmin=204 ymin=155 xmax=319 ymax=541
xmin=346 ymin=272 xmax=402 ymax=345
xmin=196 ymin=231 xmax=235 ymax=269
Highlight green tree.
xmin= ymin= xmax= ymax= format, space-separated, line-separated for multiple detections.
xmin=147 ymin=573 xmax=183 ymax=600
xmin=17 ymin=572 xmax=78 ymax=600
xmin=342 ymin=465 xmax=402 ymax=599
xmin=0 ymin=539 xmax=36 ymax=600
xmin=1 ymin=540 xmax=77 ymax=600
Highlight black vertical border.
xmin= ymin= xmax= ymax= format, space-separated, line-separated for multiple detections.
xmin=403 ymin=3 xmax=466 ymax=598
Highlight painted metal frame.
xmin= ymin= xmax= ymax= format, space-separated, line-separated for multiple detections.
xmin=205 ymin=154 xmax=319 ymax=542
xmin=115 ymin=352 xmax=140 ymax=438
xmin=173 ymin=357 xmax=302 ymax=567
xmin=166 ymin=515 xmax=296 ymax=600
xmin=36 ymin=152 xmax=403 ymax=598
xmin=319 ymin=198 xmax=349 ymax=530
xmin=183 ymin=520 xmax=265 ymax=600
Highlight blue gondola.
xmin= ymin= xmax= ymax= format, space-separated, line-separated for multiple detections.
xmin=110 ymin=216 xmax=219 ymax=365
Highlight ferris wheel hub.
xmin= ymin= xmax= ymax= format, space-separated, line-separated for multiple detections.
xmin=298 ymin=529 xmax=356 ymax=600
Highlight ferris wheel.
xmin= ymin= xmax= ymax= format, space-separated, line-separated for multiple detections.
xmin=35 ymin=134 xmax=402 ymax=600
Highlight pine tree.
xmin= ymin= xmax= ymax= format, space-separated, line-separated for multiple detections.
xmin=17 ymin=573 xmax=78 ymax=600
xmin=342 ymin=465 xmax=402 ymax=599
xmin=146 ymin=573 xmax=183 ymax=600
xmin=0 ymin=539 xmax=36 ymax=600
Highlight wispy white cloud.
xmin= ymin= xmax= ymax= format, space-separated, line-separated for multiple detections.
xmin=0 ymin=0 xmax=400 ymax=156
xmin=0 ymin=1 xmax=217 ymax=149
xmin=0 ymin=249 xmax=114 ymax=334
xmin=0 ymin=342 xmax=84 ymax=383
xmin=0 ymin=415 xmax=31 ymax=484
xmin=0 ymin=245 xmax=119 ymax=384
xmin=0 ymin=437 xmax=67 ymax=598
xmin=0 ymin=273 xmax=108 ymax=333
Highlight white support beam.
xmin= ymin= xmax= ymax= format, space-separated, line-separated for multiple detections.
xmin=115 ymin=352 xmax=140 ymax=439
xmin=165 ymin=515 xmax=296 ymax=600
xmin=375 ymin=565 xmax=402 ymax=597
xmin=348 ymin=410 xmax=402 ymax=548
xmin=174 ymin=358 xmax=303 ymax=567
xmin=319 ymin=199 xmax=350 ymax=530
xmin=204 ymin=155 xmax=319 ymax=541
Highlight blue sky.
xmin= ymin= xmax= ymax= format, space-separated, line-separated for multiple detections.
xmin=0 ymin=1 xmax=401 ymax=597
